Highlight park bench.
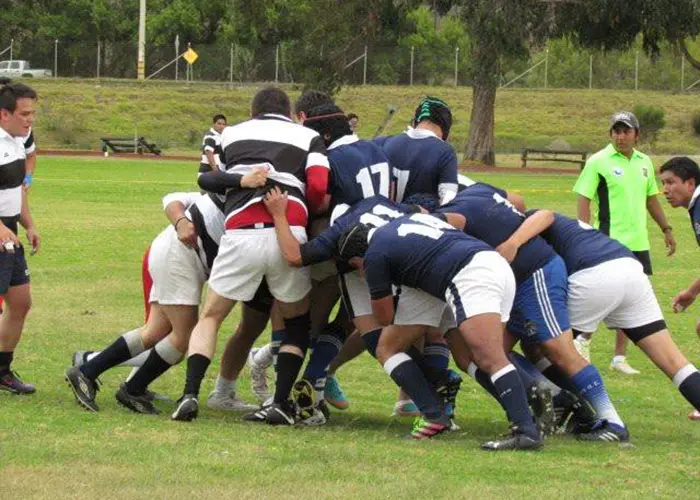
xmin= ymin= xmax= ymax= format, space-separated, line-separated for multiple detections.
xmin=100 ymin=137 xmax=162 ymax=156
xmin=521 ymin=148 xmax=587 ymax=169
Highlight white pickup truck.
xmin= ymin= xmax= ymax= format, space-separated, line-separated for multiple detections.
xmin=0 ymin=60 xmax=52 ymax=78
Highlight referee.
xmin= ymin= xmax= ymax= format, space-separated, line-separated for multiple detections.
xmin=573 ymin=111 xmax=675 ymax=374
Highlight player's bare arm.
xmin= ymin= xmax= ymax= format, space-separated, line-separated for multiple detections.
xmin=496 ymin=209 xmax=554 ymax=263
xmin=646 ymin=195 xmax=676 ymax=256
xmin=672 ymin=278 xmax=700 ymax=313
xmin=577 ymin=194 xmax=592 ymax=224
xmin=165 ymin=200 xmax=198 ymax=250
xmin=370 ymin=295 xmax=394 ymax=327
xmin=264 ymin=186 xmax=303 ymax=267
xmin=507 ymin=192 xmax=526 ymax=213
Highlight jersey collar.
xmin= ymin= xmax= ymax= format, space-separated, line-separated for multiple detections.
xmin=256 ymin=113 xmax=293 ymax=123
xmin=328 ymin=134 xmax=359 ymax=150
xmin=606 ymin=143 xmax=643 ymax=160
xmin=0 ymin=126 xmax=12 ymax=141
xmin=209 ymin=127 xmax=220 ymax=136
xmin=406 ymin=128 xmax=441 ymax=141
xmin=690 ymin=185 xmax=700 ymax=211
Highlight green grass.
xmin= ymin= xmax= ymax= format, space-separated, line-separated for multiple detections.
xmin=25 ymin=79 xmax=700 ymax=158
xmin=1 ymin=156 xmax=699 ymax=499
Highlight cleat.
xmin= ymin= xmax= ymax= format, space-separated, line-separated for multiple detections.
xmin=115 ymin=383 xmax=160 ymax=414
xmin=576 ymin=420 xmax=629 ymax=442
xmin=554 ymin=390 xmax=596 ymax=433
xmin=324 ymin=375 xmax=349 ymax=410
xmin=206 ymin=391 xmax=258 ymax=412
xmin=71 ymin=350 xmax=92 ymax=368
xmin=143 ymin=389 xmax=172 ymax=403
xmin=689 ymin=410 xmax=700 ymax=421
xmin=0 ymin=370 xmax=36 ymax=395
xmin=481 ymin=425 xmax=543 ymax=451
xmin=573 ymin=336 xmax=591 ymax=363
xmin=317 ymin=399 xmax=331 ymax=421
xmin=298 ymin=405 xmax=327 ymax=426
xmin=292 ymin=379 xmax=315 ymax=411
xmin=393 ymin=399 xmax=420 ymax=417
xmin=436 ymin=369 xmax=462 ymax=419
xmin=410 ymin=416 xmax=450 ymax=440
xmin=65 ymin=366 xmax=99 ymax=411
xmin=171 ymin=394 xmax=199 ymax=421
xmin=243 ymin=400 xmax=297 ymax=426
xmin=610 ymin=357 xmax=640 ymax=375
xmin=248 ymin=347 xmax=271 ymax=403
xmin=528 ymin=382 xmax=556 ymax=437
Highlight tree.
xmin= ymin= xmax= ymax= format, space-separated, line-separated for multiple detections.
xmin=453 ymin=0 xmax=700 ymax=165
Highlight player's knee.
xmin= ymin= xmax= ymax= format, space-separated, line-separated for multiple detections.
xmin=281 ymin=326 xmax=310 ymax=352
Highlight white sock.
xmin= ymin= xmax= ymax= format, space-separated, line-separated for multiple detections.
xmin=213 ymin=375 xmax=236 ymax=395
xmin=253 ymin=344 xmax=274 ymax=368
xmin=612 ymin=355 xmax=627 ymax=364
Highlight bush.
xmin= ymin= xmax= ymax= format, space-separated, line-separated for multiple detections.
xmin=633 ymin=104 xmax=666 ymax=144
xmin=691 ymin=111 xmax=700 ymax=137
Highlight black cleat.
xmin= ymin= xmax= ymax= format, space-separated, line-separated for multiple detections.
xmin=116 ymin=384 xmax=161 ymax=415
xmin=528 ymin=382 xmax=556 ymax=437
xmin=243 ymin=400 xmax=297 ymax=426
xmin=554 ymin=390 xmax=597 ymax=433
xmin=71 ymin=350 xmax=93 ymax=368
xmin=576 ymin=420 xmax=630 ymax=442
xmin=65 ymin=366 xmax=99 ymax=411
xmin=171 ymin=394 xmax=199 ymax=421
xmin=0 ymin=370 xmax=36 ymax=395
xmin=481 ymin=425 xmax=543 ymax=451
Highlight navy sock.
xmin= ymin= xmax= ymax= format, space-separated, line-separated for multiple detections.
xmin=508 ymin=352 xmax=547 ymax=389
xmin=303 ymin=322 xmax=345 ymax=391
xmin=384 ymin=353 xmax=444 ymax=421
xmin=362 ymin=328 xmax=382 ymax=358
xmin=467 ymin=362 xmax=502 ymax=404
xmin=538 ymin=360 xmax=579 ymax=394
xmin=183 ymin=354 xmax=211 ymax=397
xmin=424 ymin=342 xmax=450 ymax=371
xmin=271 ymin=329 xmax=285 ymax=373
xmin=674 ymin=365 xmax=700 ymax=411
xmin=406 ymin=346 xmax=447 ymax=386
xmin=571 ymin=364 xmax=624 ymax=427
xmin=491 ymin=364 xmax=538 ymax=438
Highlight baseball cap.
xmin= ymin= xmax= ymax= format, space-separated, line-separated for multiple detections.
xmin=609 ymin=111 xmax=640 ymax=130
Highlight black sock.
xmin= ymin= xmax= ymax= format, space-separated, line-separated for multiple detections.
xmin=468 ymin=362 xmax=502 ymax=404
xmin=183 ymin=354 xmax=211 ymax=397
xmin=274 ymin=352 xmax=304 ymax=403
xmin=361 ymin=328 xmax=381 ymax=358
xmin=677 ymin=368 xmax=700 ymax=411
xmin=80 ymin=337 xmax=132 ymax=380
xmin=406 ymin=346 xmax=448 ymax=386
xmin=491 ymin=364 xmax=538 ymax=439
xmin=0 ymin=351 xmax=13 ymax=375
xmin=384 ymin=353 xmax=444 ymax=421
xmin=540 ymin=364 xmax=578 ymax=394
xmin=125 ymin=352 xmax=171 ymax=395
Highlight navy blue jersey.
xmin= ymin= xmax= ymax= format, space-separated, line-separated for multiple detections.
xmin=690 ymin=187 xmax=700 ymax=247
xmin=374 ymin=129 xmax=457 ymax=203
xmin=531 ymin=210 xmax=634 ymax=275
xmin=300 ymin=196 xmax=411 ymax=269
xmin=364 ymin=213 xmax=492 ymax=300
xmin=327 ymin=135 xmax=394 ymax=208
xmin=438 ymin=182 xmax=555 ymax=283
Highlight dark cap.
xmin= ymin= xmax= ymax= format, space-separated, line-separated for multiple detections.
xmin=609 ymin=111 xmax=639 ymax=131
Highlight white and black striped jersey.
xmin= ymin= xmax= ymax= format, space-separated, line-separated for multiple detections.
xmin=0 ymin=126 xmax=26 ymax=234
xmin=23 ymin=128 xmax=35 ymax=155
xmin=219 ymin=113 xmax=330 ymax=229
xmin=200 ymin=128 xmax=223 ymax=173
xmin=161 ymin=191 xmax=225 ymax=274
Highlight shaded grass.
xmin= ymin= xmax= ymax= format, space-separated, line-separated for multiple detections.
xmin=0 ymin=157 xmax=699 ymax=499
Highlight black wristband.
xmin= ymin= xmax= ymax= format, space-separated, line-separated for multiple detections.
xmin=662 ymin=226 xmax=673 ymax=233
xmin=174 ymin=216 xmax=189 ymax=229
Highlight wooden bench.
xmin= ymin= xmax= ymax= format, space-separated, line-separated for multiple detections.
xmin=521 ymin=148 xmax=587 ymax=169
xmin=100 ymin=137 xmax=162 ymax=156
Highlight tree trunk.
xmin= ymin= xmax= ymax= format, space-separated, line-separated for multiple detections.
xmin=465 ymin=44 xmax=498 ymax=165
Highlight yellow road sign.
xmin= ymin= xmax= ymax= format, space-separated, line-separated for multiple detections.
xmin=183 ymin=48 xmax=199 ymax=65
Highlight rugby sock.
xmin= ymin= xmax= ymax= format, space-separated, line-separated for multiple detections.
xmin=361 ymin=328 xmax=382 ymax=358
xmin=270 ymin=329 xmax=286 ymax=372
xmin=183 ymin=353 xmax=211 ymax=397
xmin=125 ymin=337 xmax=184 ymax=395
xmin=0 ymin=351 xmax=13 ymax=375
xmin=673 ymin=364 xmax=700 ymax=410
xmin=571 ymin=364 xmax=624 ymax=428
xmin=383 ymin=353 xmax=444 ymax=422
xmin=80 ymin=329 xmax=145 ymax=381
xmin=213 ymin=374 xmax=236 ymax=395
xmin=424 ymin=342 xmax=450 ymax=371
xmin=467 ymin=362 xmax=501 ymax=402
xmin=491 ymin=364 xmax=538 ymax=438
xmin=303 ymin=322 xmax=345 ymax=401
xmin=274 ymin=352 xmax=304 ymax=403
xmin=88 ymin=349 xmax=150 ymax=368
xmin=536 ymin=358 xmax=579 ymax=394
xmin=406 ymin=346 xmax=448 ymax=386
xmin=252 ymin=343 xmax=274 ymax=369
xmin=509 ymin=352 xmax=556 ymax=392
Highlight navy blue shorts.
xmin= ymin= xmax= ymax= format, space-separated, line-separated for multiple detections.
xmin=507 ymin=255 xmax=570 ymax=345
xmin=0 ymin=246 xmax=30 ymax=295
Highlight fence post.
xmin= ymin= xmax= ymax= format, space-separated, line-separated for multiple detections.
xmin=544 ymin=47 xmax=549 ymax=88
xmin=634 ymin=50 xmax=639 ymax=91
xmin=363 ymin=45 xmax=368 ymax=85
xmin=410 ymin=46 xmax=414 ymax=86
xmin=97 ymin=40 xmax=101 ymax=79
xmin=454 ymin=46 xmax=459 ymax=86
xmin=54 ymin=39 xmax=58 ymax=78
xmin=681 ymin=55 xmax=685 ymax=91
xmin=589 ymin=54 xmax=593 ymax=89
xmin=175 ymin=35 xmax=180 ymax=81
xmin=229 ymin=44 xmax=234 ymax=84
xmin=9 ymin=39 xmax=12 ymax=61
xmin=275 ymin=44 xmax=279 ymax=83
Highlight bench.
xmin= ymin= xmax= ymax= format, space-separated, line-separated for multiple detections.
xmin=100 ymin=137 xmax=162 ymax=156
xmin=521 ymin=148 xmax=587 ymax=169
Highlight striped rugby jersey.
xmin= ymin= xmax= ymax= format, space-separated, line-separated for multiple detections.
xmin=200 ymin=128 xmax=223 ymax=173
xmin=0 ymin=125 xmax=26 ymax=234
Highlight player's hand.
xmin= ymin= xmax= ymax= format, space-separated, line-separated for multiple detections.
xmin=495 ymin=240 xmax=519 ymax=263
xmin=241 ymin=166 xmax=269 ymax=189
xmin=664 ymin=230 xmax=676 ymax=256
xmin=25 ymin=226 xmax=40 ymax=255
xmin=0 ymin=224 xmax=21 ymax=254
xmin=264 ymin=186 xmax=288 ymax=217
xmin=176 ymin=219 xmax=198 ymax=249
xmin=672 ymin=289 xmax=697 ymax=313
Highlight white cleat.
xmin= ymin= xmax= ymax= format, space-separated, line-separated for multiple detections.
xmin=610 ymin=356 xmax=640 ymax=375
xmin=248 ymin=347 xmax=271 ymax=403
xmin=573 ymin=336 xmax=591 ymax=363
xmin=206 ymin=391 xmax=258 ymax=412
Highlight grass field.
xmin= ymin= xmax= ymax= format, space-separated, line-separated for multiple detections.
xmin=24 ymin=79 xmax=700 ymax=157
xmin=1 ymin=156 xmax=699 ymax=499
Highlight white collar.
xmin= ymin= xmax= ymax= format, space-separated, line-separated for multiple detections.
xmin=689 ymin=185 xmax=700 ymax=211
xmin=209 ymin=127 xmax=220 ymax=136
xmin=261 ymin=113 xmax=293 ymax=122
xmin=406 ymin=128 xmax=441 ymax=141
xmin=0 ymin=126 xmax=12 ymax=140
xmin=328 ymin=134 xmax=359 ymax=150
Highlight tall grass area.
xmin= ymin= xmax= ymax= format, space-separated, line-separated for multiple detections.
xmin=26 ymin=79 xmax=700 ymax=158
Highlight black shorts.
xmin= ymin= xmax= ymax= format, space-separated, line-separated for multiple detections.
xmin=0 ymin=246 xmax=30 ymax=295
xmin=632 ymin=250 xmax=653 ymax=276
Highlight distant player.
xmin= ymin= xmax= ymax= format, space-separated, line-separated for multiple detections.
xmin=199 ymin=114 xmax=227 ymax=176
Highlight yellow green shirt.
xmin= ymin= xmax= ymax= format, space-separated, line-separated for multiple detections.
xmin=573 ymin=143 xmax=658 ymax=251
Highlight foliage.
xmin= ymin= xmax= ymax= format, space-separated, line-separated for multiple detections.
xmin=692 ymin=111 xmax=700 ymax=137
xmin=633 ymin=104 xmax=666 ymax=144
